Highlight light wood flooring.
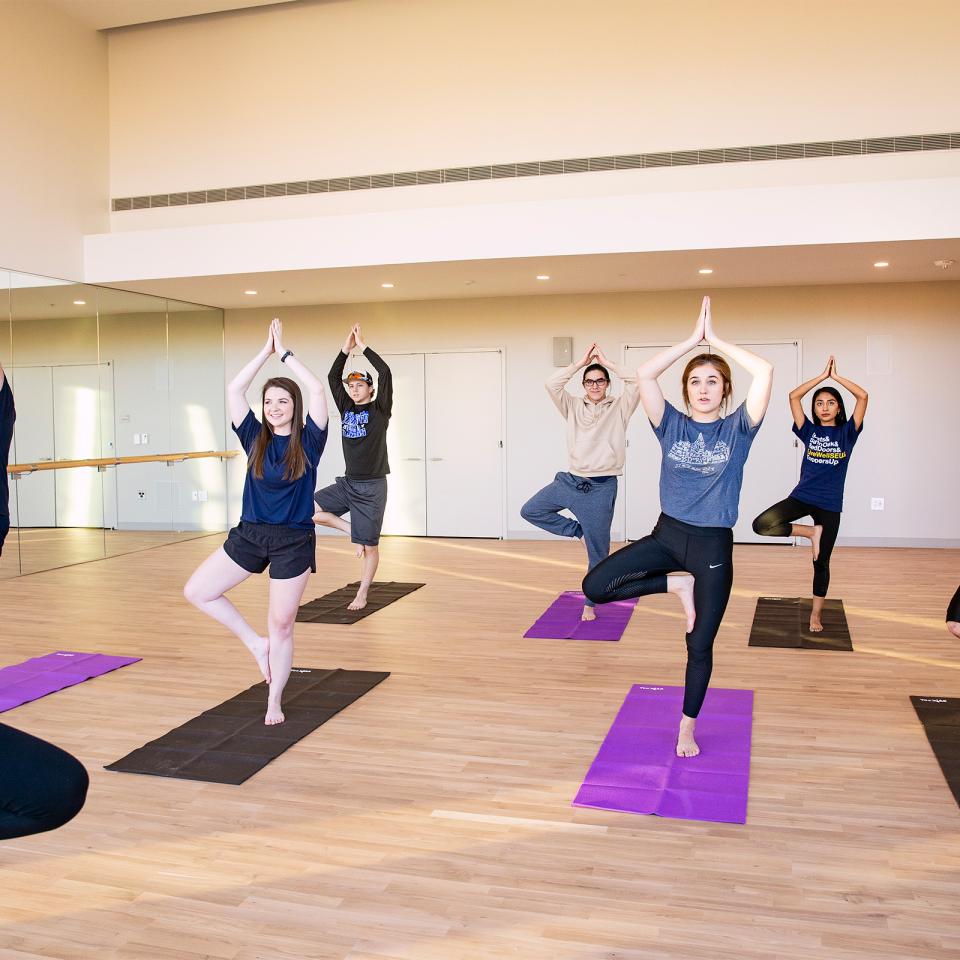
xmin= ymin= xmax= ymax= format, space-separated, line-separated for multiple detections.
xmin=0 ymin=536 xmax=958 ymax=960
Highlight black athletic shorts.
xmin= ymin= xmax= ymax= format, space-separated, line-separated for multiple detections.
xmin=223 ymin=522 xmax=316 ymax=579
xmin=314 ymin=476 xmax=388 ymax=546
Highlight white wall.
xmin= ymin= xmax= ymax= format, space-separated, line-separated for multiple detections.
xmin=0 ymin=0 xmax=109 ymax=278
xmin=225 ymin=281 xmax=960 ymax=546
xmin=108 ymin=0 xmax=960 ymax=200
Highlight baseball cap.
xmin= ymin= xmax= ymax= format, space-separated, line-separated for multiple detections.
xmin=343 ymin=370 xmax=373 ymax=385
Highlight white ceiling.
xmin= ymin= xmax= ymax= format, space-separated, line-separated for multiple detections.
xmin=47 ymin=0 xmax=299 ymax=30
xmin=97 ymin=239 xmax=960 ymax=311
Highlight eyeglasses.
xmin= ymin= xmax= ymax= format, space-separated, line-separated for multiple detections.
xmin=583 ymin=378 xmax=608 ymax=387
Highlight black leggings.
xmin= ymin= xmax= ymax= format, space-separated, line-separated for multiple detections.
xmin=582 ymin=513 xmax=733 ymax=719
xmin=948 ymin=585 xmax=960 ymax=624
xmin=752 ymin=496 xmax=841 ymax=598
xmin=0 ymin=723 xmax=88 ymax=840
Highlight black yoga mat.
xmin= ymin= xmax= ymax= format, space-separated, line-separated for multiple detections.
xmin=105 ymin=668 xmax=389 ymax=784
xmin=911 ymin=696 xmax=960 ymax=807
xmin=748 ymin=596 xmax=853 ymax=651
xmin=297 ymin=581 xmax=425 ymax=624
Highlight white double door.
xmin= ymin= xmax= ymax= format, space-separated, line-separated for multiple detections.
xmin=9 ymin=363 xmax=117 ymax=528
xmin=318 ymin=350 xmax=504 ymax=538
xmin=623 ymin=341 xmax=800 ymax=543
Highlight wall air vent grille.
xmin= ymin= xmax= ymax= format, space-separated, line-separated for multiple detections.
xmin=112 ymin=131 xmax=960 ymax=212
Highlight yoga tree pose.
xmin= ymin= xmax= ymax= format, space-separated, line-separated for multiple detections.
xmin=521 ymin=341 xmax=642 ymax=621
xmin=313 ymin=323 xmax=393 ymax=611
xmin=583 ymin=296 xmax=773 ymax=757
xmin=752 ymin=356 xmax=867 ymax=632
xmin=184 ymin=319 xmax=328 ymax=724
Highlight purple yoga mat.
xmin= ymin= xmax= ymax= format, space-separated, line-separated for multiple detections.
xmin=524 ymin=591 xmax=639 ymax=641
xmin=573 ymin=685 xmax=754 ymax=824
xmin=0 ymin=651 xmax=141 ymax=713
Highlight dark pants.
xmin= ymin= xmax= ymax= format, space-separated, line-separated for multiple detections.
xmin=752 ymin=496 xmax=842 ymax=598
xmin=948 ymin=585 xmax=960 ymax=623
xmin=582 ymin=513 xmax=734 ymax=718
xmin=0 ymin=723 xmax=89 ymax=840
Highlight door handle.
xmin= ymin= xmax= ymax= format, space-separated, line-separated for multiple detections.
xmin=428 ymin=457 xmax=443 ymax=462
xmin=403 ymin=457 xmax=423 ymax=461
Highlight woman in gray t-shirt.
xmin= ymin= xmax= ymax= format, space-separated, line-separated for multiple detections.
xmin=583 ymin=296 xmax=773 ymax=759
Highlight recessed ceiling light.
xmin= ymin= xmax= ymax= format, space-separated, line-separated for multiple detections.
xmin=381 ymin=282 xmax=395 ymax=289
xmin=536 ymin=274 xmax=550 ymax=281
xmin=244 ymin=290 xmax=258 ymax=295
xmin=73 ymin=299 xmax=86 ymax=305
xmin=698 ymin=268 xmax=714 ymax=275
xmin=873 ymin=261 xmax=889 ymax=268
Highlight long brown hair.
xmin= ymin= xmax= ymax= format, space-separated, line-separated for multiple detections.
xmin=681 ymin=353 xmax=733 ymax=414
xmin=248 ymin=377 xmax=307 ymax=481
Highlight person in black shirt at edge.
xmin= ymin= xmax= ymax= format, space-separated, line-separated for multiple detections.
xmin=313 ymin=323 xmax=393 ymax=611
xmin=184 ymin=319 xmax=329 ymax=725
xmin=0 ymin=360 xmax=89 ymax=840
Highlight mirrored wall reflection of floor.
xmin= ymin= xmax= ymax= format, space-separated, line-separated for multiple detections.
xmin=11 ymin=528 xmax=225 ymax=575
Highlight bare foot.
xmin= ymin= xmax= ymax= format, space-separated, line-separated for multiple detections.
xmin=676 ymin=715 xmax=700 ymax=758
xmin=243 ymin=635 xmax=271 ymax=683
xmin=809 ymin=613 xmax=824 ymax=633
xmin=948 ymin=621 xmax=960 ymax=640
xmin=581 ymin=605 xmax=597 ymax=621
xmin=667 ymin=574 xmax=696 ymax=633
xmin=347 ymin=591 xmax=368 ymax=611
xmin=811 ymin=524 xmax=823 ymax=561
xmin=264 ymin=699 xmax=285 ymax=725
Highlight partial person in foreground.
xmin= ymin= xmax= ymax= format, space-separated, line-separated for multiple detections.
xmin=313 ymin=323 xmax=393 ymax=611
xmin=752 ymin=356 xmax=867 ymax=632
xmin=948 ymin=585 xmax=960 ymax=639
xmin=583 ymin=296 xmax=773 ymax=758
xmin=184 ymin=319 xmax=328 ymax=724
xmin=521 ymin=342 xmax=641 ymax=620
xmin=0 ymin=362 xmax=89 ymax=840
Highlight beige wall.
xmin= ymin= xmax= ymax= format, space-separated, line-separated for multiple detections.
xmin=225 ymin=280 xmax=960 ymax=546
xmin=0 ymin=0 xmax=109 ymax=278
xmin=108 ymin=0 xmax=960 ymax=199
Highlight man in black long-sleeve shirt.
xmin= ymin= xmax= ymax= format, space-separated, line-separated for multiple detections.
xmin=313 ymin=323 xmax=392 ymax=610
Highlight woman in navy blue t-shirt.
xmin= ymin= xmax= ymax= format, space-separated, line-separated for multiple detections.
xmin=184 ymin=319 xmax=328 ymax=725
xmin=752 ymin=356 xmax=868 ymax=632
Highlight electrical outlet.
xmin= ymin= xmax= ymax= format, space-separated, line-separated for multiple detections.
xmin=871 ymin=497 xmax=885 ymax=511
xmin=133 ymin=433 xmax=141 ymax=445
xmin=191 ymin=490 xmax=199 ymax=502
xmin=137 ymin=490 xmax=145 ymax=499
xmin=198 ymin=490 xmax=208 ymax=502
xmin=141 ymin=433 xmax=149 ymax=445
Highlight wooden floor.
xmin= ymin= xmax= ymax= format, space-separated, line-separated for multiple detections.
xmin=1 ymin=536 xmax=958 ymax=960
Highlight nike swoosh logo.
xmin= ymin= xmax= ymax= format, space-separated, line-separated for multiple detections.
xmin=709 ymin=563 xmax=724 ymax=569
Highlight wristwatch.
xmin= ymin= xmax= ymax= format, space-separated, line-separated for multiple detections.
xmin=280 ymin=350 xmax=293 ymax=363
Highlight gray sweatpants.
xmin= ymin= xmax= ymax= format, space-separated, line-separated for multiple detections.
xmin=520 ymin=472 xmax=618 ymax=607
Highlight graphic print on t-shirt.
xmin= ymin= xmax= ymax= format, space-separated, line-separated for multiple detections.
xmin=342 ymin=410 xmax=369 ymax=439
xmin=667 ymin=434 xmax=731 ymax=475
xmin=805 ymin=431 xmax=847 ymax=468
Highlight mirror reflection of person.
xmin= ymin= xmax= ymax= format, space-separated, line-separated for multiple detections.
xmin=0 ymin=360 xmax=89 ymax=841
xmin=184 ymin=319 xmax=329 ymax=725
xmin=752 ymin=356 xmax=868 ymax=632
xmin=521 ymin=342 xmax=641 ymax=621
xmin=313 ymin=324 xmax=393 ymax=611
xmin=583 ymin=297 xmax=774 ymax=758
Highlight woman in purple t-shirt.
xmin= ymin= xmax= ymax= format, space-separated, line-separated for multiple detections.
xmin=752 ymin=356 xmax=868 ymax=632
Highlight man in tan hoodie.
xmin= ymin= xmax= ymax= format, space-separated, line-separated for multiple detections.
xmin=521 ymin=343 xmax=642 ymax=620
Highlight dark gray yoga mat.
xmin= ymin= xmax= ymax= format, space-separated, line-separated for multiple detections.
xmin=748 ymin=596 xmax=853 ymax=651
xmin=105 ymin=668 xmax=389 ymax=784
xmin=911 ymin=696 xmax=960 ymax=807
xmin=297 ymin=581 xmax=425 ymax=624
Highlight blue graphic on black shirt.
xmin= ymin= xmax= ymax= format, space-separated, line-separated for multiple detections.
xmin=342 ymin=410 xmax=369 ymax=439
